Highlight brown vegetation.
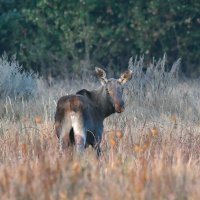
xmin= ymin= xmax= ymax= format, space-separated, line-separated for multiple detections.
xmin=0 ymin=57 xmax=200 ymax=199
xmin=0 ymin=120 xmax=200 ymax=200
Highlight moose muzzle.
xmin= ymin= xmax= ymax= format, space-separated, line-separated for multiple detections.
xmin=115 ymin=101 xmax=125 ymax=113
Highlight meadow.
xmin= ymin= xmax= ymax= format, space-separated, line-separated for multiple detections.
xmin=0 ymin=55 xmax=200 ymax=200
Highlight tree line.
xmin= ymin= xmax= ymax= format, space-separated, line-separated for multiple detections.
xmin=0 ymin=0 xmax=200 ymax=78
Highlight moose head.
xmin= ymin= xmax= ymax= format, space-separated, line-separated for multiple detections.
xmin=95 ymin=67 xmax=133 ymax=113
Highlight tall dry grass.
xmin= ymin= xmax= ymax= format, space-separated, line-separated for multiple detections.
xmin=0 ymin=56 xmax=200 ymax=199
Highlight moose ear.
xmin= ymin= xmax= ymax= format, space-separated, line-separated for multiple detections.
xmin=95 ymin=67 xmax=108 ymax=85
xmin=118 ymin=70 xmax=133 ymax=84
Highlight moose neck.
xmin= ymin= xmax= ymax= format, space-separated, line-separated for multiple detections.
xmin=91 ymin=85 xmax=115 ymax=119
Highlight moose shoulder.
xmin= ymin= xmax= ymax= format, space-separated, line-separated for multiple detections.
xmin=55 ymin=67 xmax=132 ymax=156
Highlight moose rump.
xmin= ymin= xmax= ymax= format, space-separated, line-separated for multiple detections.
xmin=55 ymin=93 xmax=102 ymax=153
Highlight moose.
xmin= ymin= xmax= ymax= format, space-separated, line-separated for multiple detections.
xmin=55 ymin=67 xmax=132 ymax=156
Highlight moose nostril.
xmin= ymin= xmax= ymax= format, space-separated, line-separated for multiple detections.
xmin=115 ymin=103 xmax=125 ymax=113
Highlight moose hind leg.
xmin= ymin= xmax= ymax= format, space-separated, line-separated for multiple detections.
xmin=87 ymin=131 xmax=102 ymax=157
xmin=71 ymin=112 xmax=86 ymax=153
xmin=95 ymin=144 xmax=102 ymax=157
xmin=59 ymin=116 xmax=72 ymax=151
xmin=94 ymin=134 xmax=102 ymax=158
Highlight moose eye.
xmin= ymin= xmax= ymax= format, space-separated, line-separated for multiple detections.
xmin=106 ymin=87 xmax=110 ymax=94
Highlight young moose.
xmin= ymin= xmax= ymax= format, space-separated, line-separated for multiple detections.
xmin=55 ymin=68 xmax=132 ymax=156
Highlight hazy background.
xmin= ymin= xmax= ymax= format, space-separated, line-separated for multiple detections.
xmin=0 ymin=0 xmax=200 ymax=78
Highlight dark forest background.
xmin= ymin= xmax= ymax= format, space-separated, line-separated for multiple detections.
xmin=0 ymin=0 xmax=200 ymax=78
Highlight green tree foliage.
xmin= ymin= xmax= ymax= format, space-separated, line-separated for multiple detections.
xmin=0 ymin=0 xmax=200 ymax=77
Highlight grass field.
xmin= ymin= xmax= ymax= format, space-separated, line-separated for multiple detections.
xmin=0 ymin=56 xmax=200 ymax=200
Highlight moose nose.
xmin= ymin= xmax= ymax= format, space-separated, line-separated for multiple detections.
xmin=115 ymin=102 xmax=125 ymax=113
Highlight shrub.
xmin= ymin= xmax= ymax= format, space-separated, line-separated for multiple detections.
xmin=0 ymin=53 xmax=38 ymax=98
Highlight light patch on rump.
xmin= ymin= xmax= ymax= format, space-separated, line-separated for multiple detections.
xmin=70 ymin=111 xmax=86 ymax=151
xmin=59 ymin=115 xmax=72 ymax=150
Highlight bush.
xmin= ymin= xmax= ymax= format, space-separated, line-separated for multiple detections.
xmin=0 ymin=1 xmax=200 ymax=77
xmin=0 ymin=53 xmax=38 ymax=98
